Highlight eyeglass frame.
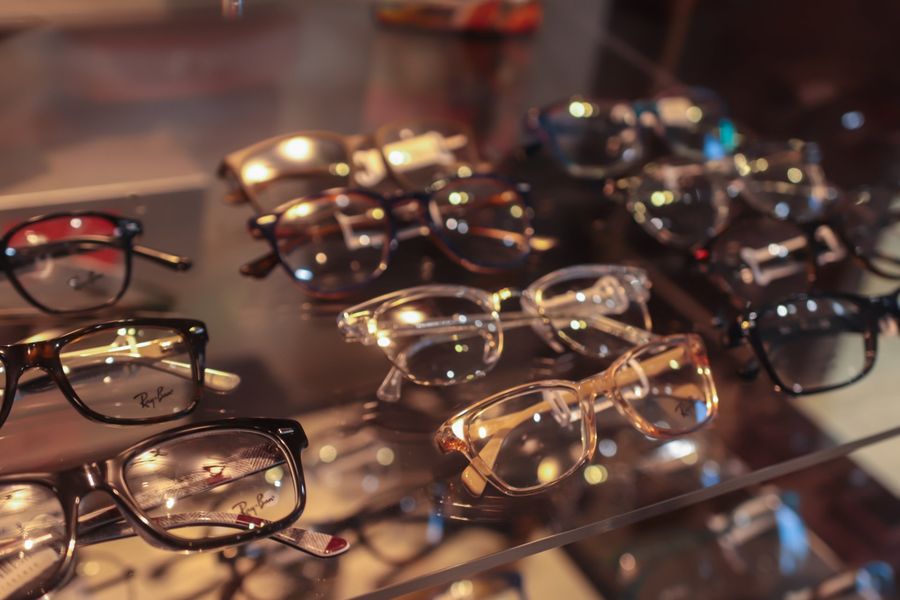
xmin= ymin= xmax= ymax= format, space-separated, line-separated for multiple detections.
xmin=435 ymin=333 xmax=719 ymax=496
xmin=728 ymin=288 xmax=900 ymax=395
xmin=338 ymin=264 xmax=654 ymax=402
xmin=607 ymin=143 xmax=834 ymax=251
xmin=218 ymin=119 xmax=482 ymax=213
xmin=0 ymin=418 xmax=310 ymax=600
xmin=0 ymin=211 xmax=192 ymax=315
xmin=523 ymin=87 xmax=738 ymax=179
xmin=0 ymin=317 xmax=232 ymax=429
xmin=240 ymin=173 xmax=535 ymax=298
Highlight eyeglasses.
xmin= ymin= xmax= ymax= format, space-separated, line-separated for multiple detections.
xmin=524 ymin=87 xmax=738 ymax=179
xmin=608 ymin=140 xmax=834 ymax=250
xmin=338 ymin=265 xmax=654 ymax=402
xmin=701 ymin=186 xmax=899 ymax=305
xmin=435 ymin=334 xmax=718 ymax=496
xmin=609 ymin=144 xmax=898 ymax=302
xmin=0 ymin=212 xmax=192 ymax=314
xmin=219 ymin=119 xmax=481 ymax=213
xmin=0 ymin=419 xmax=348 ymax=600
xmin=240 ymin=173 xmax=536 ymax=297
xmin=729 ymin=288 xmax=899 ymax=395
xmin=0 ymin=318 xmax=240 ymax=429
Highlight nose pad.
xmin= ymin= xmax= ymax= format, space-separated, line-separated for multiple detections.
xmin=521 ymin=294 xmax=565 ymax=353
xmin=546 ymin=392 xmax=571 ymax=428
xmin=619 ymin=358 xmax=650 ymax=402
xmin=879 ymin=315 xmax=898 ymax=336
xmin=738 ymin=356 xmax=761 ymax=380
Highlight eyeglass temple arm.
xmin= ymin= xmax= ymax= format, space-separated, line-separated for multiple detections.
xmin=42 ymin=335 xmax=240 ymax=393
xmin=74 ymin=512 xmax=349 ymax=558
xmin=132 ymin=244 xmax=193 ymax=271
xmin=5 ymin=236 xmax=192 ymax=272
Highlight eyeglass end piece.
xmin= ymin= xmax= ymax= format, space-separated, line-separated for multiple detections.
xmin=203 ymin=368 xmax=241 ymax=393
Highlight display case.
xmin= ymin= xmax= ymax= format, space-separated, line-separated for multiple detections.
xmin=0 ymin=1 xmax=897 ymax=598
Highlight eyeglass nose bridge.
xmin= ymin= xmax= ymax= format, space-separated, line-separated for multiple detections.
xmin=17 ymin=340 xmax=65 ymax=370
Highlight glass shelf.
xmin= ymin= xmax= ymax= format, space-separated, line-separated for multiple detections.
xmin=0 ymin=1 xmax=897 ymax=599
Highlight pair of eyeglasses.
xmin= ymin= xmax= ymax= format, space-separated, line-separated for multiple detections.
xmin=610 ymin=145 xmax=898 ymax=302
xmin=338 ymin=265 xmax=653 ymax=401
xmin=524 ymin=87 xmax=738 ymax=179
xmin=435 ymin=334 xmax=719 ymax=496
xmin=729 ymin=288 xmax=899 ymax=395
xmin=0 ymin=419 xmax=348 ymax=600
xmin=609 ymin=140 xmax=834 ymax=250
xmin=240 ymin=173 xmax=537 ymax=297
xmin=0 ymin=318 xmax=240 ymax=429
xmin=0 ymin=212 xmax=192 ymax=314
xmin=699 ymin=187 xmax=898 ymax=306
xmin=219 ymin=119 xmax=481 ymax=213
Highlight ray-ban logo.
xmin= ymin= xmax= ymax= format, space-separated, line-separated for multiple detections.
xmin=135 ymin=386 xmax=174 ymax=409
xmin=232 ymin=493 xmax=276 ymax=517
xmin=68 ymin=270 xmax=104 ymax=290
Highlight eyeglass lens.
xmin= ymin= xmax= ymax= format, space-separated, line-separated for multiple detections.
xmin=611 ymin=338 xmax=714 ymax=435
xmin=236 ymin=135 xmax=352 ymax=213
xmin=429 ymin=177 xmax=531 ymax=268
xmin=468 ymin=385 xmax=586 ymax=493
xmin=374 ymin=292 xmax=501 ymax=386
xmin=544 ymin=100 xmax=642 ymax=173
xmin=754 ymin=297 xmax=870 ymax=394
xmin=274 ymin=192 xmax=390 ymax=294
xmin=534 ymin=272 xmax=649 ymax=358
xmin=0 ymin=483 xmax=67 ymax=599
xmin=55 ymin=325 xmax=197 ymax=422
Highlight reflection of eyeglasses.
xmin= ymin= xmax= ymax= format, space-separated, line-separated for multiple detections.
xmin=524 ymin=87 xmax=738 ymax=179
xmin=0 ymin=318 xmax=240 ymax=430
xmin=0 ymin=212 xmax=191 ymax=314
xmin=612 ymin=489 xmax=810 ymax=598
xmin=219 ymin=120 xmax=481 ymax=213
xmin=436 ymin=334 xmax=719 ymax=496
xmin=729 ymin=288 xmax=899 ymax=395
xmin=241 ymin=174 xmax=536 ymax=297
xmin=338 ymin=265 xmax=653 ymax=402
xmin=0 ymin=419 xmax=348 ymax=600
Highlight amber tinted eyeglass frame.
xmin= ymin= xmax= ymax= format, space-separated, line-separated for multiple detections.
xmin=0 ymin=318 xmax=209 ymax=429
xmin=2 ymin=419 xmax=309 ymax=600
xmin=435 ymin=334 xmax=718 ymax=496
xmin=218 ymin=119 xmax=481 ymax=214
xmin=0 ymin=211 xmax=192 ymax=315
xmin=240 ymin=174 xmax=534 ymax=298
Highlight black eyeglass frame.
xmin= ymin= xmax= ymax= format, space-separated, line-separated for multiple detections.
xmin=729 ymin=288 xmax=899 ymax=395
xmin=0 ymin=211 xmax=191 ymax=315
xmin=0 ymin=317 xmax=209 ymax=428
xmin=242 ymin=173 xmax=534 ymax=298
xmin=2 ymin=418 xmax=308 ymax=600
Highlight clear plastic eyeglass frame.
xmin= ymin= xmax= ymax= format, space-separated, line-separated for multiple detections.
xmin=337 ymin=265 xmax=654 ymax=402
xmin=434 ymin=334 xmax=719 ymax=497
